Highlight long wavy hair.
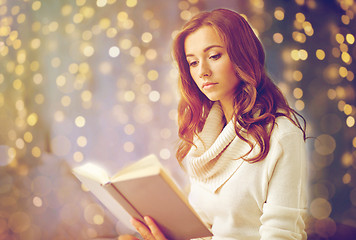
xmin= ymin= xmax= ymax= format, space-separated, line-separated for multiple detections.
xmin=173 ymin=8 xmax=306 ymax=163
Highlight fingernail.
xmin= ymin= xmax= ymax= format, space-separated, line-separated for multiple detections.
xmin=144 ymin=216 xmax=151 ymax=223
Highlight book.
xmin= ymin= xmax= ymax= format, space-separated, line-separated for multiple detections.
xmin=72 ymin=154 xmax=212 ymax=240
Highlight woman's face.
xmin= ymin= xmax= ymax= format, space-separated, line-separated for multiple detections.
xmin=184 ymin=25 xmax=241 ymax=105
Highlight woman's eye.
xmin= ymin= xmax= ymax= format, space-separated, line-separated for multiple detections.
xmin=189 ymin=61 xmax=198 ymax=67
xmin=210 ymin=53 xmax=221 ymax=60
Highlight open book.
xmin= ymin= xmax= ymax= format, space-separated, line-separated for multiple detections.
xmin=72 ymin=154 xmax=212 ymax=240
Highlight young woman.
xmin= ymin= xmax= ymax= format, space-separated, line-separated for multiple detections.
xmin=120 ymin=8 xmax=308 ymax=240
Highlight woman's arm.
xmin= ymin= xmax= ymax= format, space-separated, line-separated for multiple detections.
xmin=259 ymin=130 xmax=308 ymax=240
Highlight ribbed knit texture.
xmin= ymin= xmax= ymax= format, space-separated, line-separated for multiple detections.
xmin=183 ymin=102 xmax=252 ymax=192
xmin=184 ymin=102 xmax=308 ymax=239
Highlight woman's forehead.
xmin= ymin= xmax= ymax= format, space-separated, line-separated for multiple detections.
xmin=184 ymin=26 xmax=225 ymax=55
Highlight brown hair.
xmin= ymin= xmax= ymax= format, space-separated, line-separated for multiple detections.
xmin=173 ymin=8 xmax=306 ymax=163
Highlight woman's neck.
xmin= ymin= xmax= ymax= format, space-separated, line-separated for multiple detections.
xmin=219 ymin=99 xmax=234 ymax=122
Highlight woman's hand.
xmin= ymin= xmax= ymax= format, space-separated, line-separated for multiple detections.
xmin=118 ymin=234 xmax=139 ymax=240
xmin=130 ymin=216 xmax=167 ymax=240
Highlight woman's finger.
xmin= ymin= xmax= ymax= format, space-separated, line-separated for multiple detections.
xmin=144 ymin=216 xmax=167 ymax=240
xmin=131 ymin=218 xmax=154 ymax=240
xmin=118 ymin=234 xmax=139 ymax=240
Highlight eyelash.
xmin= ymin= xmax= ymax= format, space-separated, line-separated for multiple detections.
xmin=189 ymin=61 xmax=198 ymax=67
xmin=210 ymin=53 xmax=221 ymax=60
xmin=188 ymin=53 xmax=222 ymax=67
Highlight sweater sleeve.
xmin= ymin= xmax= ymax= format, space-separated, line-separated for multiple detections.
xmin=259 ymin=130 xmax=308 ymax=240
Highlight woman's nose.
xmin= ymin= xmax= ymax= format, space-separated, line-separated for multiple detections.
xmin=199 ymin=61 xmax=211 ymax=78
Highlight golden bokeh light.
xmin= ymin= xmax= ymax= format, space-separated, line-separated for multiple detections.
xmin=316 ymin=49 xmax=325 ymax=60
xmin=126 ymin=0 xmax=137 ymax=8
xmin=159 ymin=148 xmax=171 ymax=160
xmin=73 ymin=151 xmax=84 ymax=162
xmin=27 ymin=113 xmax=38 ymax=127
xmin=274 ymin=7 xmax=285 ymax=21
xmin=32 ymin=146 xmax=41 ymax=158
xmin=346 ymin=33 xmax=355 ymax=44
xmin=124 ymin=124 xmax=135 ymax=135
xmin=23 ymin=132 xmax=33 ymax=143
xmin=75 ymin=116 xmax=86 ymax=128
xmin=77 ymin=136 xmax=88 ymax=147
xmin=33 ymin=196 xmax=43 ymax=208
xmin=314 ymin=134 xmax=337 ymax=156
xmin=147 ymin=69 xmax=159 ymax=81
xmin=346 ymin=116 xmax=355 ymax=127
xmin=148 ymin=90 xmax=160 ymax=102
xmin=273 ymin=32 xmax=283 ymax=44
xmin=109 ymin=46 xmax=120 ymax=57
xmin=310 ymin=198 xmax=332 ymax=220
xmin=123 ymin=141 xmax=135 ymax=152
xmin=141 ymin=32 xmax=153 ymax=43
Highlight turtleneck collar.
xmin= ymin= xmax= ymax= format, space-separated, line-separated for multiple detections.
xmin=182 ymin=102 xmax=254 ymax=193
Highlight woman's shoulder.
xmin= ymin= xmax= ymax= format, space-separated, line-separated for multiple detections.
xmin=272 ymin=116 xmax=304 ymax=141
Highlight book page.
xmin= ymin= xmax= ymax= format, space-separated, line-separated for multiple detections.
xmin=112 ymin=154 xmax=160 ymax=178
xmin=111 ymin=165 xmax=161 ymax=182
xmin=73 ymin=163 xmax=110 ymax=185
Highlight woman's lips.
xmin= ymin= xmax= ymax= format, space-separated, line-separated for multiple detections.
xmin=202 ymin=82 xmax=218 ymax=90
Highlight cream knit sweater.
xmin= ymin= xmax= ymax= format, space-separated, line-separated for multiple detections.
xmin=183 ymin=102 xmax=308 ymax=240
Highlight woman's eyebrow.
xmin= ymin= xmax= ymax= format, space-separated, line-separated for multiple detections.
xmin=186 ymin=44 xmax=223 ymax=57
